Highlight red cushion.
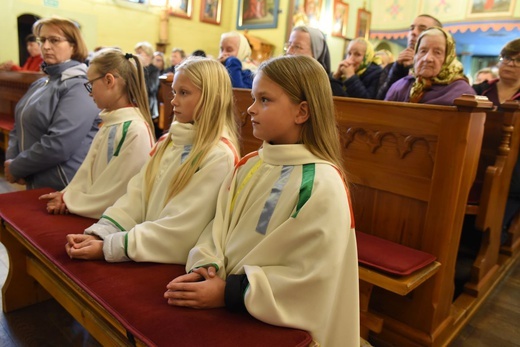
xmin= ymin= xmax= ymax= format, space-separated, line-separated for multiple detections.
xmin=0 ymin=188 xmax=312 ymax=347
xmin=356 ymin=230 xmax=437 ymax=276
xmin=0 ymin=113 xmax=14 ymax=131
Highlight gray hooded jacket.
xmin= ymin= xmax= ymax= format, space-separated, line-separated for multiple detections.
xmin=7 ymin=60 xmax=100 ymax=190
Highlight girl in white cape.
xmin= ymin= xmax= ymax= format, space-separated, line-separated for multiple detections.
xmin=65 ymin=57 xmax=239 ymax=264
xmin=165 ymin=55 xmax=359 ymax=346
xmin=40 ymin=48 xmax=155 ymax=219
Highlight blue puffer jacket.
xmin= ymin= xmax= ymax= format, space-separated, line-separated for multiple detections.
xmin=7 ymin=60 xmax=100 ymax=190
xmin=224 ymin=56 xmax=253 ymax=89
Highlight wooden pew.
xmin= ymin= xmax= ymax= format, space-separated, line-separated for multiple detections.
xmin=463 ymin=100 xmax=520 ymax=298
xmin=0 ymin=71 xmax=45 ymax=152
xmin=0 ymin=188 xmax=313 ymax=347
xmin=500 ymin=102 xmax=520 ymax=258
xmin=232 ymin=89 xmax=491 ymax=346
xmin=158 ymin=74 xmax=174 ymax=132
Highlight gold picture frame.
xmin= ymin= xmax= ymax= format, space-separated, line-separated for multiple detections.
xmin=168 ymin=0 xmax=192 ymax=19
xmin=467 ymin=0 xmax=515 ymax=17
xmin=355 ymin=8 xmax=371 ymax=40
xmin=331 ymin=0 xmax=349 ymax=39
xmin=200 ymin=0 xmax=222 ymax=25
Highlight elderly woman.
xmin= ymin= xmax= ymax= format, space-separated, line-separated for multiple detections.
xmin=331 ymin=37 xmax=383 ymax=99
xmin=218 ymin=31 xmax=256 ymax=88
xmin=4 ymin=17 xmax=99 ymax=190
xmin=285 ymin=25 xmax=348 ymax=96
xmin=385 ymin=27 xmax=475 ymax=105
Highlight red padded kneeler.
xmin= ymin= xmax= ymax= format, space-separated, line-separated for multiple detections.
xmin=0 ymin=189 xmax=312 ymax=347
xmin=356 ymin=230 xmax=437 ymax=276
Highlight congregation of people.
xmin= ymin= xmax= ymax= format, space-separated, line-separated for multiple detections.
xmin=1 ymin=12 xmax=519 ymax=347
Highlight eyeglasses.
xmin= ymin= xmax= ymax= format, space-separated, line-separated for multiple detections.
xmin=36 ymin=36 xmax=69 ymax=45
xmin=283 ymin=42 xmax=305 ymax=53
xmin=84 ymin=75 xmax=105 ymax=93
xmin=499 ymin=55 xmax=520 ymax=67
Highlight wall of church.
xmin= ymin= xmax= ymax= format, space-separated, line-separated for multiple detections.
xmin=0 ymin=0 xmax=518 ymax=74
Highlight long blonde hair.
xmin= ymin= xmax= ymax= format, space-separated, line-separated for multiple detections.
xmin=145 ymin=57 xmax=240 ymax=203
xmin=256 ymin=55 xmax=347 ymax=183
xmin=89 ymin=48 xmax=155 ymax=137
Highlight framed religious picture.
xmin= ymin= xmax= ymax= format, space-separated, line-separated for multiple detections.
xmin=168 ymin=0 xmax=192 ymax=19
xmin=467 ymin=0 xmax=515 ymax=17
xmin=291 ymin=0 xmax=323 ymax=28
xmin=355 ymin=8 xmax=371 ymax=39
xmin=331 ymin=0 xmax=349 ymax=38
xmin=237 ymin=0 xmax=280 ymax=29
xmin=200 ymin=0 xmax=222 ymax=24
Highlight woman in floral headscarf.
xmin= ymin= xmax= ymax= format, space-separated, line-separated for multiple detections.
xmin=331 ymin=37 xmax=383 ymax=99
xmin=385 ymin=27 xmax=475 ymax=105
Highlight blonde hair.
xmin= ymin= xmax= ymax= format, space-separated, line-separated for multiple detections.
xmin=33 ymin=17 xmax=89 ymax=62
xmin=89 ymin=48 xmax=155 ymax=138
xmin=134 ymin=41 xmax=154 ymax=58
xmin=256 ymin=55 xmax=347 ymax=184
xmin=145 ymin=57 xmax=240 ymax=202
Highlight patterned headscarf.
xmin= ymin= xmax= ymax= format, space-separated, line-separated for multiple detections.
xmin=409 ymin=27 xmax=467 ymax=103
xmin=351 ymin=37 xmax=381 ymax=76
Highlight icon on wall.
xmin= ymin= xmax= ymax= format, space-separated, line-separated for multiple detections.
xmin=356 ymin=8 xmax=371 ymax=40
xmin=200 ymin=0 xmax=222 ymax=25
xmin=331 ymin=0 xmax=349 ymax=39
xmin=237 ymin=0 xmax=280 ymax=29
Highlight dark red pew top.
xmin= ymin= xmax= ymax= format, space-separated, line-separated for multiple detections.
xmin=0 ymin=188 xmax=312 ymax=347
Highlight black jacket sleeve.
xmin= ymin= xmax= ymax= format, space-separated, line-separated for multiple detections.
xmin=225 ymin=274 xmax=249 ymax=312
xmin=376 ymin=62 xmax=410 ymax=100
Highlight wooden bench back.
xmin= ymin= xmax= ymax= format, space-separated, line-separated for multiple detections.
xmin=0 ymin=71 xmax=44 ymax=114
xmin=335 ymin=96 xmax=490 ymax=342
xmin=0 ymin=71 xmax=45 ymax=152
xmin=158 ymin=74 xmax=174 ymax=131
xmin=464 ymin=101 xmax=520 ymax=297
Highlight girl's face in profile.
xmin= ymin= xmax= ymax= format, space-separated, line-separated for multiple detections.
xmin=85 ymin=67 xmax=108 ymax=109
xmin=248 ymin=71 xmax=307 ymax=145
xmin=171 ymin=71 xmax=201 ymax=124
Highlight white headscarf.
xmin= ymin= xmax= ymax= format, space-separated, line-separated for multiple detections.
xmin=220 ymin=31 xmax=257 ymax=71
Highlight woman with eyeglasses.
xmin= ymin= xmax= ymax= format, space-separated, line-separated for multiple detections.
xmin=473 ymin=38 xmax=520 ymax=107
xmin=4 ymin=16 xmax=100 ymax=191
xmin=285 ymin=25 xmax=346 ymax=97
xmin=39 ymin=48 xmax=155 ymax=219
xmin=473 ymin=38 xmax=520 ymax=247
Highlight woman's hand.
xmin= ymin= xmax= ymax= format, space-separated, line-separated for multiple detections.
xmin=334 ymin=60 xmax=355 ymax=80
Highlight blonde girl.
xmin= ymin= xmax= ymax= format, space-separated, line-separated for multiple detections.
xmin=165 ymin=55 xmax=359 ymax=347
xmin=65 ymin=57 xmax=239 ymax=264
xmin=39 ymin=48 xmax=155 ymax=218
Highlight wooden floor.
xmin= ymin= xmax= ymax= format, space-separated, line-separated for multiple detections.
xmin=0 ymin=175 xmax=519 ymax=346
